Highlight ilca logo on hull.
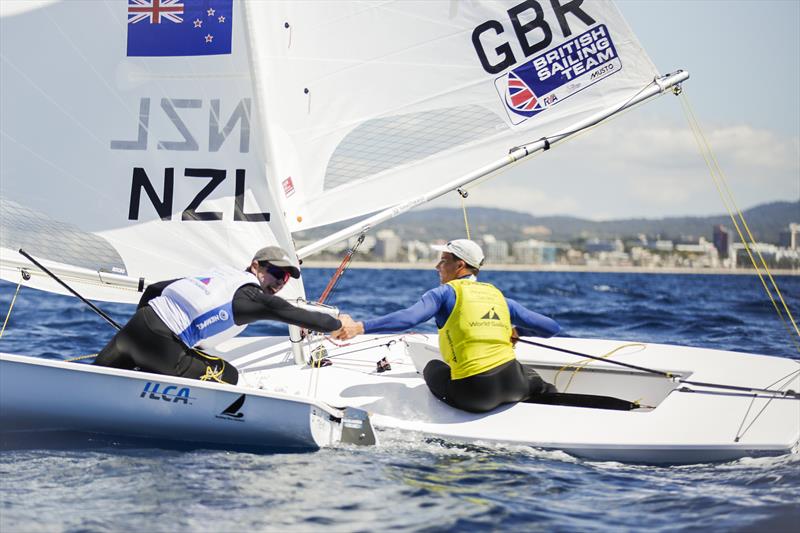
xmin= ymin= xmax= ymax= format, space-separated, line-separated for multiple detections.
xmin=216 ymin=394 xmax=246 ymax=422
xmin=140 ymin=382 xmax=193 ymax=405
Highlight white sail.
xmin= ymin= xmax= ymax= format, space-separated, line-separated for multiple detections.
xmin=245 ymin=0 xmax=661 ymax=232
xmin=0 ymin=0 xmax=299 ymax=302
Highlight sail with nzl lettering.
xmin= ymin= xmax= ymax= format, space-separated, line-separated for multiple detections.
xmin=0 ymin=0 xmax=299 ymax=302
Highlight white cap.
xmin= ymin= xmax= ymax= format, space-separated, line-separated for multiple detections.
xmin=431 ymin=239 xmax=485 ymax=269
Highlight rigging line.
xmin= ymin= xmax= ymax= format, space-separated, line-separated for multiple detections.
xmin=552 ymin=343 xmax=647 ymax=393
xmin=682 ymin=93 xmax=799 ymax=342
xmin=734 ymin=394 xmax=757 ymax=442
xmin=0 ymin=278 xmax=23 ymax=340
xmin=18 ymin=249 xmax=122 ymax=331
xmin=65 ymin=353 xmax=98 ymax=362
xmin=680 ymin=103 xmax=792 ymax=349
xmin=516 ymin=338 xmax=800 ymax=398
xmin=459 ymin=190 xmax=471 ymax=240
xmin=323 ymin=340 xmax=398 ymax=361
xmin=734 ymin=393 xmax=779 ymax=443
xmin=763 ymin=366 xmax=800 ymax=391
xmin=680 ymin=94 xmax=785 ymax=305
xmin=318 ymin=233 xmax=365 ymax=305
xmin=308 ymin=334 xmax=328 ymax=398
xmin=678 ymin=93 xmax=800 ymax=351
xmin=734 ymin=367 xmax=800 ymax=441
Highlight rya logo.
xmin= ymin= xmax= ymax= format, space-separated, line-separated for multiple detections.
xmin=140 ymin=382 xmax=192 ymax=404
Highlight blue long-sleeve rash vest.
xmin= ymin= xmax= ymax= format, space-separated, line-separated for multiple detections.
xmin=362 ymin=279 xmax=560 ymax=338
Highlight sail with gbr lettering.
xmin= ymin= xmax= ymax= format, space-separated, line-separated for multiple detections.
xmin=244 ymin=0 xmax=660 ymax=232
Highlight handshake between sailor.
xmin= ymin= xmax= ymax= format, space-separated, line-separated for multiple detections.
xmin=332 ymin=313 xmax=363 ymax=340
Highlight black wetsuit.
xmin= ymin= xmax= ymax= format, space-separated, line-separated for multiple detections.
xmin=93 ymin=280 xmax=341 ymax=384
xmin=423 ymin=358 xmax=556 ymax=413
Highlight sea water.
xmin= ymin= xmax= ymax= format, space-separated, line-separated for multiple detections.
xmin=1 ymin=270 xmax=798 ymax=532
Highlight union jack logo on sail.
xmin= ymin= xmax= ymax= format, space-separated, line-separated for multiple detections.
xmin=128 ymin=0 xmax=184 ymax=25
xmin=505 ymin=72 xmax=540 ymax=113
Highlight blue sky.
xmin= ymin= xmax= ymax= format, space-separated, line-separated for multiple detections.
xmin=439 ymin=0 xmax=800 ymax=220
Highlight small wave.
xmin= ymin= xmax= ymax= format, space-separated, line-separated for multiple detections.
xmin=592 ymin=284 xmax=616 ymax=293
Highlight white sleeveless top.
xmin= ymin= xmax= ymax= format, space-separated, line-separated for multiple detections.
xmin=149 ymin=266 xmax=259 ymax=349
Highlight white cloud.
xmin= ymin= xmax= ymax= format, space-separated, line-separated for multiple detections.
xmin=474 ymin=117 xmax=799 ymax=220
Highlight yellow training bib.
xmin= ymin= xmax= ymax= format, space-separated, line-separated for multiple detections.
xmin=438 ymin=279 xmax=515 ymax=379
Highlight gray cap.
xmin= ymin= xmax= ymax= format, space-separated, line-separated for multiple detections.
xmin=252 ymin=246 xmax=301 ymax=278
xmin=431 ymin=239 xmax=485 ymax=269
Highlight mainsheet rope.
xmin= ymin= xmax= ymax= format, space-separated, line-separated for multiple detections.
xmin=0 ymin=278 xmax=23 ymax=340
xmin=678 ymin=91 xmax=800 ymax=352
xmin=459 ymin=190 xmax=471 ymax=240
xmin=518 ymin=338 xmax=800 ymax=398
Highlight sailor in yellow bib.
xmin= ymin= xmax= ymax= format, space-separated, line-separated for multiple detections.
xmin=440 ymin=279 xmax=516 ymax=380
xmin=332 ymin=239 xmax=561 ymax=413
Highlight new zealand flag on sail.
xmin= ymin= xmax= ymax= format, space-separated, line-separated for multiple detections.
xmin=126 ymin=0 xmax=233 ymax=57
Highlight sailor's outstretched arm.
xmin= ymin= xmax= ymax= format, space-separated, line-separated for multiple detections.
xmin=232 ymin=285 xmax=342 ymax=332
xmin=506 ymin=297 xmax=561 ymax=338
xmin=361 ymin=287 xmax=444 ymax=334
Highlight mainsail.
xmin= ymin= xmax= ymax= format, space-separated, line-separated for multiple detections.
xmin=0 ymin=0 xmax=297 ymax=302
xmin=244 ymin=0 xmax=661 ymax=232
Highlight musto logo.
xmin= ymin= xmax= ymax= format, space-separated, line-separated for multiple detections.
xmin=140 ymin=382 xmax=193 ymax=405
xmin=496 ymin=25 xmax=621 ymax=125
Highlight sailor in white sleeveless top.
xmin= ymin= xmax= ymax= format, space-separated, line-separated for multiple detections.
xmin=94 ymin=246 xmax=348 ymax=384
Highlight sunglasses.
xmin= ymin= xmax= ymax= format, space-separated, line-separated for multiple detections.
xmin=262 ymin=263 xmax=290 ymax=285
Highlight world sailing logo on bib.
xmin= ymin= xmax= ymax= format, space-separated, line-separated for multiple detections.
xmin=126 ymin=0 xmax=233 ymax=57
xmin=496 ymin=24 xmax=622 ymax=126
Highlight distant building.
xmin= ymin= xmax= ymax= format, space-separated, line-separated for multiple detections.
xmin=650 ymin=240 xmax=674 ymax=252
xmin=713 ymin=225 xmax=730 ymax=259
xmin=406 ymin=240 xmax=432 ymax=263
xmin=512 ymin=239 xmax=557 ymax=265
xmin=731 ymin=242 xmax=778 ymax=269
xmin=779 ymin=223 xmax=799 ymax=250
xmin=374 ymin=230 xmax=401 ymax=261
xmin=482 ymin=235 xmax=510 ymax=263
xmin=675 ymin=237 xmax=719 ymax=268
xmin=585 ymin=238 xmax=622 ymax=253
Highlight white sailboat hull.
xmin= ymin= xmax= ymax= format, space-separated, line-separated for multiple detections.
xmin=0 ymin=353 xmax=370 ymax=451
xmin=2 ymin=336 xmax=798 ymax=463
xmin=225 ymin=335 xmax=800 ymax=464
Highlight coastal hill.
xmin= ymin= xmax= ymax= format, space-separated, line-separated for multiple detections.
xmin=295 ymin=200 xmax=799 ymax=244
